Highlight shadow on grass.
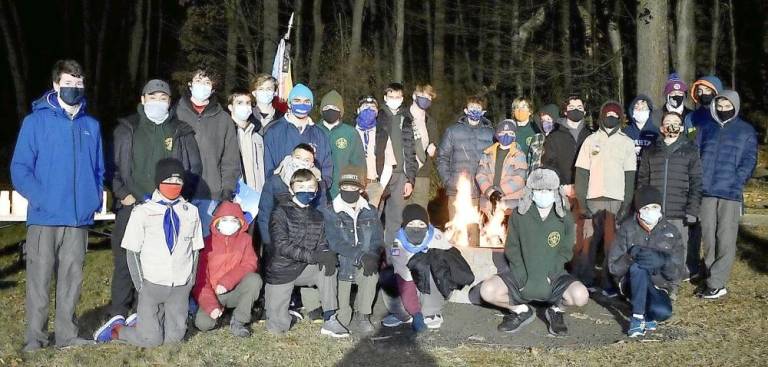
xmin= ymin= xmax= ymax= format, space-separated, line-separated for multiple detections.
xmin=737 ymin=225 xmax=768 ymax=274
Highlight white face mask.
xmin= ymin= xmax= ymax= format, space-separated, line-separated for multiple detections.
xmin=191 ymin=83 xmax=212 ymax=102
xmin=255 ymin=90 xmax=274 ymax=105
xmin=385 ymin=97 xmax=403 ymax=111
xmin=639 ymin=207 xmax=663 ymax=226
xmin=532 ymin=190 xmax=556 ymax=209
xmin=634 ymin=110 xmax=650 ymax=125
xmin=216 ymin=218 xmax=241 ymax=236
xmin=233 ymin=104 xmax=252 ymax=122
xmin=144 ymin=100 xmax=170 ymax=124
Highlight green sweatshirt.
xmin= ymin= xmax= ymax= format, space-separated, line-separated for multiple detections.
xmin=505 ymin=207 xmax=575 ymax=301
xmin=318 ymin=121 xmax=365 ymax=197
xmin=131 ymin=111 xmax=174 ymax=197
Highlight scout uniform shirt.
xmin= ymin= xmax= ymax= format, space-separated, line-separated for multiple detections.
xmin=575 ymin=129 xmax=636 ymax=201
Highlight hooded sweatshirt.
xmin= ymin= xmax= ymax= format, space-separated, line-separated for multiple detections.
xmin=192 ymin=202 xmax=258 ymax=315
xmin=11 ymin=90 xmax=105 ymax=226
xmin=623 ymin=94 xmax=659 ymax=162
xmin=685 ymin=75 xmax=724 ymax=132
xmin=318 ymin=90 xmax=365 ymax=198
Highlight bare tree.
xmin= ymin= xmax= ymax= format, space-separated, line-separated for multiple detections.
xmin=636 ymin=0 xmax=669 ymax=110
xmin=225 ymin=0 xmax=238 ymax=92
xmin=675 ymin=0 xmax=696 ymax=84
xmin=709 ymin=0 xmax=720 ymax=74
xmin=560 ymin=0 xmax=572 ymax=94
xmin=432 ymin=0 xmax=446 ymax=91
xmin=727 ymin=0 xmax=736 ymax=89
xmin=347 ymin=0 xmax=362 ymax=80
xmin=607 ymin=0 xmax=624 ymax=105
xmin=294 ymin=0 xmax=303 ymax=78
xmin=0 ymin=0 xmax=27 ymax=120
xmin=262 ymin=0 xmax=279 ymax=70
xmin=393 ymin=0 xmax=405 ymax=82
xmin=128 ymin=0 xmax=145 ymax=88
xmin=93 ymin=0 xmax=112 ymax=110
xmin=142 ymin=0 xmax=152 ymax=83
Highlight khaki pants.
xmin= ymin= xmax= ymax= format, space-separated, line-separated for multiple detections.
xmin=336 ymin=268 xmax=379 ymax=325
xmin=194 ymin=273 xmax=263 ymax=331
xmin=265 ymin=265 xmax=338 ymax=333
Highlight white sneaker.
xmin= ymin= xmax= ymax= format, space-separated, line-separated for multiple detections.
xmin=424 ymin=314 xmax=443 ymax=329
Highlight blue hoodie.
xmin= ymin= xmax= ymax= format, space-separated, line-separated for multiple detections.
xmin=685 ymin=75 xmax=724 ymax=131
xmin=623 ymin=94 xmax=659 ymax=161
xmin=11 ymin=91 xmax=105 ymax=226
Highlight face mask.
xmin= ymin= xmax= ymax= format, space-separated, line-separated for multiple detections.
xmin=291 ymin=102 xmax=312 ymax=118
xmin=663 ymin=123 xmax=682 ymax=140
xmin=144 ymin=101 xmax=170 ymax=124
xmin=633 ymin=110 xmax=650 ymax=125
xmin=543 ymin=120 xmax=555 ymax=134
xmin=340 ymin=190 xmax=360 ymax=204
xmin=233 ymin=104 xmax=252 ymax=121
xmin=404 ymin=226 xmax=428 ymax=245
xmin=59 ymin=87 xmax=85 ymax=106
xmin=191 ymin=83 xmax=212 ymax=101
xmin=699 ymin=93 xmax=714 ymax=106
xmin=532 ymin=190 xmax=556 ymax=209
xmin=356 ymin=108 xmax=378 ymax=130
xmin=640 ymin=207 xmax=663 ymax=226
xmin=566 ymin=109 xmax=584 ymax=122
xmin=385 ymin=98 xmax=403 ymax=110
xmin=216 ymin=218 xmax=241 ymax=236
xmin=255 ymin=90 xmax=274 ymax=105
xmin=497 ymin=133 xmax=516 ymax=147
xmin=159 ymin=183 xmax=182 ymax=200
xmin=514 ymin=109 xmax=531 ymax=122
xmin=716 ymin=109 xmax=735 ymax=122
xmin=603 ymin=116 xmax=620 ymax=129
xmin=322 ymin=109 xmax=341 ymax=123
xmin=294 ymin=191 xmax=316 ymax=206
xmin=667 ymin=95 xmax=684 ymax=108
xmin=415 ymin=96 xmax=432 ymax=110
xmin=466 ymin=109 xmax=484 ymax=122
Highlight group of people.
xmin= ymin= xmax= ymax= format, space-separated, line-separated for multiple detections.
xmin=11 ymin=59 xmax=757 ymax=352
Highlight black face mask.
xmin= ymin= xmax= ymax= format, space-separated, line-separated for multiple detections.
xmin=716 ymin=109 xmax=735 ymax=122
xmin=340 ymin=189 xmax=360 ymax=204
xmin=404 ymin=227 xmax=428 ymax=245
xmin=322 ymin=109 xmax=341 ymax=123
xmin=566 ymin=109 xmax=585 ymax=122
xmin=699 ymin=94 xmax=715 ymax=106
xmin=59 ymin=87 xmax=85 ymax=106
xmin=603 ymin=116 xmax=620 ymax=129
xmin=668 ymin=95 xmax=684 ymax=108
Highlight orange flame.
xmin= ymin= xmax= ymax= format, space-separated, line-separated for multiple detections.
xmin=445 ymin=175 xmax=506 ymax=248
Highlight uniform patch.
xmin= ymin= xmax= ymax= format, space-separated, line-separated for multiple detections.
xmin=526 ymin=136 xmax=533 ymax=146
xmin=591 ymin=143 xmax=601 ymax=156
xmin=336 ymin=137 xmax=348 ymax=150
xmin=390 ymin=247 xmax=400 ymax=256
xmin=164 ymin=137 xmax=173 ymax=151
xmin=547 ymin=231 xmax=561 ymax=247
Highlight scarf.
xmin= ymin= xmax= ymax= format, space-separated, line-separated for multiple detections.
xmin=274 ymin=155 xmax=320 ymax=186
xmin=410 ymin=104 xmax=430 ymax=150
xmin=396 ymin=225 xmax=435 ymax=254
xmin=157 ymin=199 xmax=180 ymax=253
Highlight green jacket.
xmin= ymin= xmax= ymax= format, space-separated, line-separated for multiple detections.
xmin=318 ymin=121 xmax=365 ymax=197
xmin=505 ymin=207 xmax=575 ymax=301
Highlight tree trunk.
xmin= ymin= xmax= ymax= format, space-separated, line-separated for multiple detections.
xmin=560 ymin=0 xmax=572 ymax=92
xmin=393 ymin=0 xmax=405 ymax=83
xmin=128 ymin=0 xmax=145 ymax=88
xmin=607 ymin=1 xmax=624 ymax=106
xmin=424 ymin=0 xmax=432 ymax=74
xmin=512 ymin=0 xmax=522 ymax=97
xmin=82 ymin=0 xmax=92 ymax=76
xmin=7 ymin=0 xmax=25 ymax=80
xmin=675 ymin=0 xmax=696 ymax=84
xmin=432 ymin=0 xmax=446 ymax=90
xmin=636 ymin=0 xmax=669 ymax=111
xmin=293 ymin=0 xmax=303 ymax=79
xmin=491 ymin=0 xmax=502 ymax=91
xmin=142 ymin=0 xmax=152 ymax=83
xmin=155 ymin=0 xmax=162 ymax=73
xmin=709 ymin=0 xmax=720 ymax=74
xmin=347 ymin=0 xmax=362 ymax=80
xmin=668 ymin=18 xmax=677 ymax=70
xmin=93 ymin=0 xmax=111 ymax=111
xmin=225 ymin=1 xmax=238 ymax=92
xmin=727 ymin=0 xmax=736 ymax=89
xmin=262 ymin=0 xmax=279 ymax=71
xmin=0 ymin=0 xmax=27 ymax=121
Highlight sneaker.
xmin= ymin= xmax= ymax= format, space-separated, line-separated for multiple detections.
xmin=125 ymin=313 xmax=138 ymax=328
xmin=699 ymin=287 xmax=727 ymax=299
xmin=601 ymin=287 xmax=619 ymax=298
xmin=351 ymin=312 xmax=375 ymax=334
xmin=627 ymin=317 xmax=645 ymax=338
xmin=381 ymin=313 xmax=412 ymax=328
xmin=230 ymin=318 xmax=251 ymax=337
xmin=412 ymin=313 xmax=427 ymax=333
xmin=307 ymin=307 xmax=324 ymax=324
xmin=497 ymin=307 xmax=535 ymax=333
xmin=645 ymin=320 xmax=658 ymax=331
xmin=288 ymin=309 xmax=304 ymax=322
xmin=544 ymin=307 xmax=568 ymax=336
xmin=93 ymin=315 xmax=125 ymax=343
xmin=424 ymin=314 xmax=444 ymax=329
xmin=320 ymin=314 xmax=350 ymax=338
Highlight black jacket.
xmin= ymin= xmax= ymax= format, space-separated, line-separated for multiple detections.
xmin=541 ymin=119 xmax=591 ymax=185
xmin=435 ymin=116 xmax=495 ymax=197
xmin=407 ymin=247 xmax=474 ymax=298
xmin=608 ymin=218 xmax=684 ymax=291
xmin=637 ymin=138 xmax=703 ymax=219
xmin=111 ymin=111 xmax=202 ymax=206
xmin=375 ymin=107 xmax=419 ymax=185
xmin=265 ymin=198 xmax=329 ymax=285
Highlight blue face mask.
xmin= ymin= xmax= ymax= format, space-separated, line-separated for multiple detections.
xmin=291 ymin=102 xmax=313 ymax=118
xmin=497 ymin=133 xmax=516 ymax=147
xmin=466 ymin=109 xmax=484 ymax=122
xmin=356 ymin=108 xmax=378 ymax=130
xmin=294 ymin=191 xmax=316 ymax=206
xmin=416 ymin=96 xmax=432 ymax=110
xmin=543 ymin=120 xmax=555 ymax=134
xmin=59 ymin=87 xmax=85 ymax=106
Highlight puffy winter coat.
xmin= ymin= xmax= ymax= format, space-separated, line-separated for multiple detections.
xmin=475 ymin=143 xmax=528 ymax=214
xmin=637 ymin=138 xmax=702 ymax=218
xmin=436 ymin=116 xmax=495 ymax=197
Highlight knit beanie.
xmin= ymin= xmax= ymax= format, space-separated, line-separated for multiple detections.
xmin=663 ymin=73 xmax=688 ymax=97
xmin=402 ymin=204 xmax=429 ymax=226
xmin=496 ymin=119 xmax=517 ymax=135
xmin=320 ymin=90 xmax=344 ymax=116
xmin=288 ymin=83 xmax=314 ymax=106
xmin=155 ymin=158 xmax=185 ymax=187
xmin=634 ymin=185 xmax=663 ymax=210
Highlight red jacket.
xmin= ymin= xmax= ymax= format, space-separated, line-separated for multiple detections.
xmin=192 ymin=202 xmax=258 ymax=314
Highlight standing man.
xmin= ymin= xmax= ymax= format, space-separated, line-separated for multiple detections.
xmin=408 ymin=84 xmax=439 ymax=207
xmin=623 ymin=94 xmax=659 ymax=163
xmin=318 ymin=90 xmax=365 ymax=199
xmin=661 ymin=73 xmax=692 ymax=131
xmin=228 ymin=88 xmax=266 ymax=193
xmin=250 ymin=73 xmax=284 ymax=135
xmin=110 ymin=79 xmax=202 ymax=318
xmin=12 ymin=60 xmax=105 ymax=351
xmin=696 ymin=90 xmax=757 ymax=299
xmin=175 ymin=67 xmax=242 ymax=236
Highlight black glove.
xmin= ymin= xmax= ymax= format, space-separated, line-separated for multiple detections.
xmin=489 ymin=190 xmax=503 ymax=205
xmin=361 ymin=253 xmax=380 ymax=276
xmin=616 ymin=204 xmax=629 ymax=222
xmin=579 ymin=205 xmax=593 ymax=220
xmin=315 ymin=250 xmax=338 ymax=276
xmin=633 ymin=247 xmax=667 ymax=272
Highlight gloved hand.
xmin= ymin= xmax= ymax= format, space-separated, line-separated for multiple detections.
xmin=685 ymin=214 xmax=698 ymax=225
xmin=315 ymin=250 xmax=338 ymax=276
xmin=361 ymin=253 xmax=380 ymax=276
xmin=616 ymin=204 xmax=629 ymax=221
xmin=633 ymin=247 xmax=667 ymax=272
xmin=579 ymin=206 xmax=593 ymax=220
xmin=489 ymin=190 xmax=503 ymax=205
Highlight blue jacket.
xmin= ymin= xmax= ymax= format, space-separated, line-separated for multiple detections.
xmin=436 ymin=116 xmax=495 ymax=197
xmin=696 ymin=90 xmax=757 ymax=202
xmin=11 ymin=91 xmax=105 ymax=226
xmin=263 ymin=116 xmax=333 ymax=189
xmin=623 ymin=94 xmax=659 ymax=162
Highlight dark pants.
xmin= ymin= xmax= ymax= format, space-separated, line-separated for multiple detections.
xmin=626 ymin=264 xmax=672 ymax=321
xmin=688 ymin=222 xmax=702 ymax=277
xmin=110 ymin=205 xmax=135 ymax=316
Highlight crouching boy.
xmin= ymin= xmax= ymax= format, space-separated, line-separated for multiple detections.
xmin=321 ymin=165 xmax=384 ymax=333
xmin=476 ymin=167 xmax=589 ymax=336
xmin=94 ymin=158 xmax=204 ymax=347
xmin=608 ymin=186 xmax=684 ymax=337
xmin=192 ymin=201 xmax=262 ymax=337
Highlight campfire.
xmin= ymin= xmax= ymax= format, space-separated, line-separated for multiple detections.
xmin=445 ymin=175 xmax=506 ymax=248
